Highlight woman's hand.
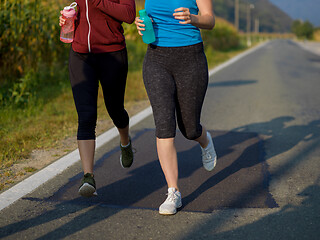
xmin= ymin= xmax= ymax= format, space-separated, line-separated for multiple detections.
xmin=173 ymin=7 xmax=194 ymax=25
xmin=173 ymin=1 xmax=215 ymax=29
xmin=135 ymin=17 xmax=145 ymax=36
xmin=59 ymin=11 xmax=66 ymax=27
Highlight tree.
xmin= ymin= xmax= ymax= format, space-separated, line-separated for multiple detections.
xmin=292 ymin=20 xmax=314 ymax=39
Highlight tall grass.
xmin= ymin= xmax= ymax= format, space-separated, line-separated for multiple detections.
xmin=0 ymin=0 xmax=73 ymax=174
xmin=0 ymin=0 xmax=68 ymax=105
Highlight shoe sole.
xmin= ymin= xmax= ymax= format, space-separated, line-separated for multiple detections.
xmin=159 ymin=203 xmax=182 ymax=215
xmin=79 ymin=183 xmax=97 ymax=197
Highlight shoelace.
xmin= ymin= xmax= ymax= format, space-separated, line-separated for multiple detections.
xmin=166 ymin=192 xmax=178 ymax=203
xmin=202 ymin=150 xmax=212 ymax=162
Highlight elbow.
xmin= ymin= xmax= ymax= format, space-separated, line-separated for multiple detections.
xmin=124 ymin=7 xmax=136 ymax=24
xmin=200 ymin=15 xmax=215 ymax=30
xmin=209 ymin=22 xmax=215 ymax=30
xmin=202 ymin=22 xmax=215 ymax=30
xmin=127 ymin=15 xmax=136 ymax=24
xmin=126 ymin=12 xmax=136 ymax=24
xmin=208 ymin=17 xmax=215 ymax=30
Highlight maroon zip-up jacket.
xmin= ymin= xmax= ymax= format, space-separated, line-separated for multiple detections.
xmin=72 ymin=0 xmax=136 ymax=53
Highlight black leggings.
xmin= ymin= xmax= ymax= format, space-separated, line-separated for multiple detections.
xmin=69 ymin=48 xmax=129 ymax=140
xmin=143 ymin=42 xmax=208 ymax=140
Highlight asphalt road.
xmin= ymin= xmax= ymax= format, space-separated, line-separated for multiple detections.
xmin=0 ymin=39 xmax=319 ymax=239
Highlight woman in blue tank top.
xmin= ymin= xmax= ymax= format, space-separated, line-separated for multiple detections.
xmin=144 ymin=0 xmax=202 ymax=47
xmin=135 ymin=0 xmax=217 ymax=215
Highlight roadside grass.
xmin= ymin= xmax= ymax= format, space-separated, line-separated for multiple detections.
xmin=313 ymin=29 xmax=320 ymax=42
xmin=205 ymin=45 xmax=247 ymax=67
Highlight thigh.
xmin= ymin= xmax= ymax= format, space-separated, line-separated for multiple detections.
xmin=176 ymin=53 xmax=208 ymax=114
xmin=175 ymin=46 xmax=208 ymax=137
xmin=143 ymin=51 xmax=177 ymax=138
xmin=97 ymin=49 xmax=128 ymax=110
xmin=69 ymin=48 xmax=99 ymax=114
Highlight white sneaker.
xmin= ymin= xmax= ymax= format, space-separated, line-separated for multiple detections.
xmin=201 ymin=131 xmax=217 ymax=171
xmin=159 ymin=188 xmax=182 ymax=215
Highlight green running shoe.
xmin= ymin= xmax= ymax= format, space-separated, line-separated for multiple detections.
xmin=120 ymin=137 xmax=134 ymax=168
xmin=79 ymin=173 xmax=97 ymax=197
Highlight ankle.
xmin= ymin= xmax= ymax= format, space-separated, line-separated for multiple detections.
xmin=168 ymin=186 xmax=179 ymax=192
xmin=200 ymin=137 xmax=209 ymax=149
xmin=84 ymin=172 xmax=94 ymax=177
xmin=120 ymin=136 xmax=130 ymax=146
xmin=197 ymin=130 xmax=209 ymax=149
xmin=120 ymin=140 xmax=130 ymax=148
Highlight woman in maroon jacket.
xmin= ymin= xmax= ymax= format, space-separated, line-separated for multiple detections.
xmin=59 ymin=0 xmax=136 ymax=197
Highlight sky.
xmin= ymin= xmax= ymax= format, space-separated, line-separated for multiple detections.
xmin=269 ymin=0 xmax=320 ymax=27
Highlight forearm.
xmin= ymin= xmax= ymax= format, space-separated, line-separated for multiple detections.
xmin=89 ymin=0 xmax=136 ymax=23
xmin=191 ymin=14 xmax=215 ymax=30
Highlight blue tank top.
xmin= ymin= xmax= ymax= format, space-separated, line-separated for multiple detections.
xmin=145 ymin=0 xmax=202 ymax=47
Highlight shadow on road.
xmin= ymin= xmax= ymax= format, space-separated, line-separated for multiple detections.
xmin=208 ymin=79 xmax=258 ymax=88
xmin=180 ymin=181 xmax=320 ymax=240
xmin=46 ymin=129 xmax=274 ymax=211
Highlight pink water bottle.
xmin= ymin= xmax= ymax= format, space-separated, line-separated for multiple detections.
xmin=60 ymin=2 xmax=77 ymax=43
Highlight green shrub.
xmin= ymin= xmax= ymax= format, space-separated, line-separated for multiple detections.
xmin=0 ymin=0 xmax=68 ymax=89
xmin=292 ymin=20 xmax=314 ymax=40
xmin=202 ymin=17 xmax=240 ymax=51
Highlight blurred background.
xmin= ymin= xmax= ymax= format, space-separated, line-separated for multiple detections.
xmin=0 ymin=0 xmax=319 ymax=191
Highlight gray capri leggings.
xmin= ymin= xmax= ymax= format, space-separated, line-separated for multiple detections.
xmin=143 ymin=42 xmax=208 ymax=140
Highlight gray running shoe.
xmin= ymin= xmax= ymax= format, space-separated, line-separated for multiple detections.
xmin=159 ymin=188 xmax=182 ymax=215
xmin=201 ymin=131 xmax=217 ymax=171
xmin=79 ymin=173 xmax=97 ymax=197
xmin=120 ymin=137 xmax=134 ymax=168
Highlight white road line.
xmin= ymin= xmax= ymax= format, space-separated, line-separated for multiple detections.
xmin=0 ymin=41 xmax=269 ymax=211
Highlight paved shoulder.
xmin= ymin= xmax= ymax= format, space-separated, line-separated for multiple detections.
xmin=294 ymin=40 xmax=320 ymax=56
